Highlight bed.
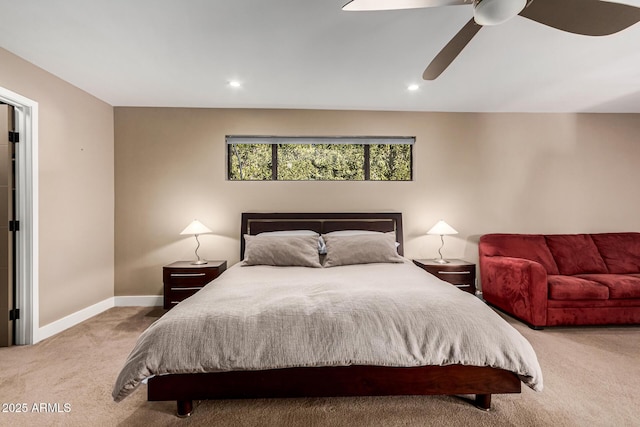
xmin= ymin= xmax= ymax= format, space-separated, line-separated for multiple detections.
xmin=113 ymin=212 xmax=542 ymax=417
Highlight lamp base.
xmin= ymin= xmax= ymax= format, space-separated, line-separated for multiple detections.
xmin=433 ymin=258 xmax=450 ymax=264
xmin=191 ymin=260 xmax=208 ymax=265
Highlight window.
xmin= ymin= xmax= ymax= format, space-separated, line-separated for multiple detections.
xmin=227 ymin=136 xmax=414 ymax=181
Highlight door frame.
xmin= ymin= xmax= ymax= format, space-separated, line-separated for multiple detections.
xmin=0 ymin=86 xmax=38 ymax=345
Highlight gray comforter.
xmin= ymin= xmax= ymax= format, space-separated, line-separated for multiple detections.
xmin=113 ymin=260 xmax=543 ymax=401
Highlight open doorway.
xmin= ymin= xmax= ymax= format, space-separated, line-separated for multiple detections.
xmin=0 ymin=86 xmax=38 ymax=345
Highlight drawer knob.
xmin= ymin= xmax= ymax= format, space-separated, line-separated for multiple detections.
xmin=438 ymin=271 xmax=471 ymax=275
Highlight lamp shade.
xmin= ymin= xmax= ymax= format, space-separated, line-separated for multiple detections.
xmin=473 ymin=0 xmax=526 ymax=26
xmin=180 ymin=219 xmax=212 ymax=235
xmin=427 ymin=220 xmax=458 ymax=236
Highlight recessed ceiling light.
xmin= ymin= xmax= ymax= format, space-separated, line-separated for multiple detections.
xmin=229 ymin=80 xmax=241 ymax=88
xmin=407 ymin=84 xmax=420 ymax=91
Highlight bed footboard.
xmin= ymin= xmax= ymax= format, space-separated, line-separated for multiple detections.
xmin=148 ymin=365 xmax=520 ymax=416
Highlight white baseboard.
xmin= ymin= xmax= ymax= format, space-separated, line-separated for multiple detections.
xmin=36 ymin=295 xmax=162 ymax=343
xmin=37 ymin=297 xmax=115 ymax=342
xmin=114 ymin=295 xmax=163 ymax=307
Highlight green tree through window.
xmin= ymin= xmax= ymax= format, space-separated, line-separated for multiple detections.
xmin=278 ymin=144 xmax=365 ymax=181
xmin=227 ymin=136 xmax=413 ymax=181
xmin=370 ymin=144 xmax=412 ymax=181
xmin=228 ymin=143 xmax=272 ymax=180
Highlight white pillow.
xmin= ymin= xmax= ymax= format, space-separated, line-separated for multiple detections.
xmin=318 ymin=236 xmax=327 ymax=255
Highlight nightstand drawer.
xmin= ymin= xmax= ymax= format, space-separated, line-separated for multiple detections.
xmin=451 ymin=283 xmax=474 ymax=292
xmin=166 ymin=287 xmax=203 ymax=307
xmin=165 ymin=270 xmax=218 ymax=286
xmin=429 ymin=270 xmax=474 ymax=285
xmin=413 ymin=259 xmax=476 ymax=295
xmin=163 ymin=261 xmax=227 ymax=309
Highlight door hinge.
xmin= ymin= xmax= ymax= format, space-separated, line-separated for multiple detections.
xmin=8 ymin=131 xmax=19 ymax=143
xmin=9 ymin=220 xmax=19 ymax=232
xmin=9 ymin=308 xmax=20 ymax=321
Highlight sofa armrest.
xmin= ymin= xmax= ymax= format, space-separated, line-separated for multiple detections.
xmin=480 ymin=256 xmax=548 ymax=327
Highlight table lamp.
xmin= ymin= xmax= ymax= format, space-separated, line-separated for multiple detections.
xmin=180 ymin=219 xmax=212 ymax=265
xmin=427 ymin=220 xmax=458 ymax=264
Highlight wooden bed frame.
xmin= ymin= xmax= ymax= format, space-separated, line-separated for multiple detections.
xmin=148 ymin=212 xmax=521 ymax=417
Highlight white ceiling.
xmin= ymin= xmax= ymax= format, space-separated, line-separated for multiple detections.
xmin=1 ymin=0 xmax=639 ymax=112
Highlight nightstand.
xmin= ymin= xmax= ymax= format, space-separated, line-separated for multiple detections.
xmin=163 ymin=260 xmax=227 ymax=309
xmin=413 ymin=259 xmax=476 ymax=295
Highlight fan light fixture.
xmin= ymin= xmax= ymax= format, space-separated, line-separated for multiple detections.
xmin=427 ymin=220 xmax=458 ymax=264
xmin=344 ymin=0 xmax=640 ymax=80
xmin=180 ymin=219 xmax=213 ymax=265
xmin=473 ymin=0 xmax=526 ymax=26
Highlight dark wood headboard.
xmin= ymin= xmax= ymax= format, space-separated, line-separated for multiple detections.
xmin=240 ymin=212 xmax=404 ymax=259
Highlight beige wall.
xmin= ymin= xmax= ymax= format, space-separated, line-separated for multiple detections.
xmin=0 ymin=48 xmax=114 ymax=326
xmin=114 ymin=108 xmax=640 ymax=296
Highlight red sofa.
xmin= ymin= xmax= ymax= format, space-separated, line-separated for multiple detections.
xmin=479 ymin=233 xmax=640 ymax=328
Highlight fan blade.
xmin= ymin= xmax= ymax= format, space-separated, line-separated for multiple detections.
xmin=423 ymin=18 xmax=482 ymax=80
xmin=520 ymin=0 xmax=640 ymax=36
xmin=342 ymin=0 xmax=469 ymax=12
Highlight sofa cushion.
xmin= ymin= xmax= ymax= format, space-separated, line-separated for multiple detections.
xmin=545 ymin=234 xmax=608 ymax=276
xmin=591 ymin=233 xmax=640 ymax=274
xmin=576 ymin=274 xmax=640 ymax=299
xmin=547 ymin=275 xmax=609 ymax=300
xmin=480 ymin=234 xmax=559 ymax=274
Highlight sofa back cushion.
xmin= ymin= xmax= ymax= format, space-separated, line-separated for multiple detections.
xmin=479 ymin=234 xmax=559 ymax=274
xmin=545 ymin=234 xmax=608 ymax=275
xmin=590 ymin=233 xmax=640 ymax=274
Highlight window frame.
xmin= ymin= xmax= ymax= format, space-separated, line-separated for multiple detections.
xmin=226 ymin=136 xmax=414 ymax=182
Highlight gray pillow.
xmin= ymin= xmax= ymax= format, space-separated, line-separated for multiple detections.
xmin=258 ymin=230 xmax=325 ymax=254
xmin=322 ymin=233 xmax=404 ymax=267
xmin=243 ymin=234 xmax=322 ymax=267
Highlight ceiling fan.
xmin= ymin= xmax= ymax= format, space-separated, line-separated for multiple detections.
xmin=342 ymin=0 xmax=640 ymax=80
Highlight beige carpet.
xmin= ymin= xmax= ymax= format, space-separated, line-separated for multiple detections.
xmin=0 ymin=307 xmax=638 ymax=427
